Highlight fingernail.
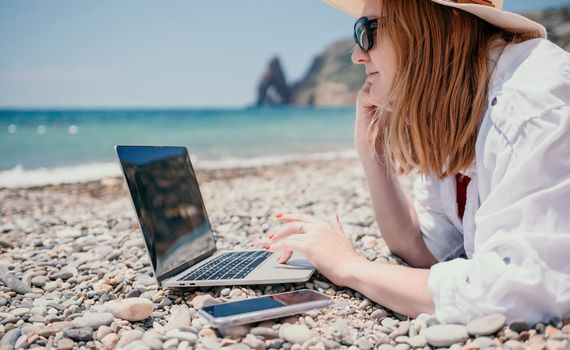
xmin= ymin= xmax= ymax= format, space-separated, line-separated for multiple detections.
xmin=268 ymin=234 xmax=274 ymax=240
xmin=264 ymin=245 xmax=271 ymax=251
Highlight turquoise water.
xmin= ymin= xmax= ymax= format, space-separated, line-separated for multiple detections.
xmin=0 ymin=107 xmax=356 ymax=173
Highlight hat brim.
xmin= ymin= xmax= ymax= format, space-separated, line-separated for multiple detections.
xmin=323 ymin=0 xmax=547 ymax=38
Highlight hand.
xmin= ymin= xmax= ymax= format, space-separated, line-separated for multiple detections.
xmin=266 ymin=213 xmax=360 ymax=286
xmin=355 ymin=82 xmax=378 ymax=154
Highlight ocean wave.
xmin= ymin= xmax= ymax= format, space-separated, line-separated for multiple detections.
xmin=0 ymin=150 xmax=358 ymax=188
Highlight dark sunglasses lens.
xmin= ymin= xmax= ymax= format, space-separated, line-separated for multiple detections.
xmin=354 ymin=21 xmax=371 ymax=51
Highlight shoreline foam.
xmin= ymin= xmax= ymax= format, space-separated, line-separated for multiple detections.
xmin=0 ymin=150 xmax=358 ymax=189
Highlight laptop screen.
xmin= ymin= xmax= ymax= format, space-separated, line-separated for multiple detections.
xmin=116 ymin=146 xmax=216 ymax=280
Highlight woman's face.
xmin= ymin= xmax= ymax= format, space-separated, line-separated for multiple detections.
xmin=351 ymin=0 xmax=397 ymax=108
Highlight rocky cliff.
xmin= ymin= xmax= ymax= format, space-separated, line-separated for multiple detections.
xmin=256 ymin=6 xmax=570 ymax=107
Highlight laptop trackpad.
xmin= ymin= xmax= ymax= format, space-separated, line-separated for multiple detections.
xmin=276 ymin=258 xmax=314 ymax=270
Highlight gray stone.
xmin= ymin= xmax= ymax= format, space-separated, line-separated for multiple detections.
xmin=1 ymin=273 xmax=32 ymax=294
xmin=116 ymin=329 xmax=144 ymax=349
xmin=201 ymin=336 xmax=222 ymax=350
xmin=406 ymin=335 xmax=428 ymax=348
xmin=509 ymin=322 xmax=530 ymax=333
xmin=165 ymin=329 xmax=198 ymax=344
xmin=424 ymin=325 xmax=469 ymax=347
xmin=11 ymin=307 xmax=30 ymax=317
xmin=0 ymin=328 xmax=21 ymax=349
xmin=313 ymin=280 xmax=330 ymax=289
xmin=355 ymin=337 xmax=373 ymax=350
xmin=120 ymin=340 xmax=151 ymax=350
xmin=242 ymin=334 xmax=265 ymax=350
xmin=466 ymin=313 xmax=506 ymax=336
xmin=279 ymin=324 xmax=312 ymax=344
xmin=473 ymin=336 xmax=496 ymax=348
xmin=31 ymin=275 xmax=47 ymax=287
xmin=72 ymin=312 xmax=114 ymax=329
xmin=223 ymin=325 xmax=251 ymax=338
xmin=142 ymin=330 xmax=163 ymax=350
xmin=63 ymin=327 xmax=93 ymax=341
xmin=251 ymin=326 xmax=278 ymax=339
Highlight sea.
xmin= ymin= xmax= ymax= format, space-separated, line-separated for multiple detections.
xmin=0 ymin=107 xmax=358 ymax=188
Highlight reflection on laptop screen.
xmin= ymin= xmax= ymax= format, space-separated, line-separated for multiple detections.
xmin=117 ymin=146 xmax=216 ymax=278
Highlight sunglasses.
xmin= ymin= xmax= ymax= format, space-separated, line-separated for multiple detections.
xmin=354 ymin=16 xmax=378 ymax=52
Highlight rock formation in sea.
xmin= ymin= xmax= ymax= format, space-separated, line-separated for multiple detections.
xmin=256 ymin=5 xmax=570 ymax=107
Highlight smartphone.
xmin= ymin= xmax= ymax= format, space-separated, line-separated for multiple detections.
xmin=198 ymin=289 xmax=332 ymax=328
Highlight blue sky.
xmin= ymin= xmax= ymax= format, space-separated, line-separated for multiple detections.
xmin=1 ymin=0 xmax=568 ymax=108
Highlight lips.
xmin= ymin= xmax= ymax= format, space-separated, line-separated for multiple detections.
xmin=366 ymin=72 xmax=378 ymax=80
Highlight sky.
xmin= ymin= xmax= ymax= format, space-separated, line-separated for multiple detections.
xmin=1 ymin=0 xmax=569 ymax=109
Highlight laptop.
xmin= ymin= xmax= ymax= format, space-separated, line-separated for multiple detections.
xmin=115 ymin=145 xmax=315 ymax=288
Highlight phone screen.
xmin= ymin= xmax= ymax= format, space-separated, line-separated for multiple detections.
xmin=201 ymin=290 xmax=328 ymax=318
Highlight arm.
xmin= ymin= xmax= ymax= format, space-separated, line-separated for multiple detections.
xmin=354 ymin=89 xmax=437 ymax=268
xmin=340 ymin=255 xmax=435 ymax=318
xmin=427 ymin=105 xmax=570 ymax=324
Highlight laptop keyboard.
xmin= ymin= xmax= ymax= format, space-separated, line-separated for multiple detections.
xmin=180 ymin=251 xmax=272 ymax=281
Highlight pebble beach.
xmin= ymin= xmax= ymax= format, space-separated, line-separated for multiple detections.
xmin=1 ymin=158 xmax=569 ymax=350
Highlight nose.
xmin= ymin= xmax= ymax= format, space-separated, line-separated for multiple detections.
xmin=351 ymin=44 xmax=370 ymax=65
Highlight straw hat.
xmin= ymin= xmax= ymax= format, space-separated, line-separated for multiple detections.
xmin=323 ymin=0 xmax=547 ymax=38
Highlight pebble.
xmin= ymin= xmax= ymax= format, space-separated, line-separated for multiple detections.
xmin=63 ymin=327 xmax=93 ymax=341
xmin=31 ymin=275 xmax=47 ymax=287
xmin=142 ymin=330 xmax=163 ymax=350
xmin=0 ymin=328 xmax=21 ymax=349
xmin=72 ymin=312 xmax=114 ymax=329
xmin=11 ymin=307 xmax=30 ymax=317
xmin=106 ymin=297 xmax=154 ymax=321
xmin=424 ymin=325 xmax=469 ymax=347
xmin=102 ymin=333 xmax=119 ymax=349
xmin=37 ymin=321 xmax=74 ymax=337
xmin=57 ymin=338 xmax=75 ymax=350
xmin=223 ymin=325 xmax=251 ymax=338
xmin=201 ymin=336 xmax=222 ymax=350
xmin=116 ymin=329 xmax=143 ymax=348
xmin=191 ymin=294 xmax=219 ymax=308
xmin=406 ymin=335 xmax=428 ymax=348
xmin=0 ymin=273 xmax=32 ymax=294
xmin=370 ymin=309 xmax=389 ymax=319
xmin=241 ymin=334 xmax=265 ymax=350
xmin=510 ymin=321 xmax=530 ymax=333
xmin=279 ymin=324 xmax=312 ymax=344
xmin=466 ymin=313 xmax=506 ymax=336
xmin=251 ymin=326 xmax=278 ymax=339
xmin=165 ymin=305 xmax=192 ymax=330
xmin=355 ymin=337 xmax=374 ymax=350
xmin=1 ymin=161 xmax=568 ymax=350
xmin=165 ymin=329 xmax=198 ymax=344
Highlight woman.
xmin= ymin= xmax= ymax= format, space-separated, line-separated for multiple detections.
xmin=266 ymin=0 xmax=570 ymax=325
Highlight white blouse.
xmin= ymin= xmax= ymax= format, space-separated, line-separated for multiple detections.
xmin=413 ymin=38 xmax=570 ymax=325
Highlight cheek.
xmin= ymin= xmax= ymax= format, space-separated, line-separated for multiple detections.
xmin=368 ymin=74 xmax=392 ymax=105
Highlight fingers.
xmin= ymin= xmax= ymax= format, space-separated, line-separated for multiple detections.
xmin=278 ymin=251 xmax=293 ymax=264
xmin=275 ymin=213 xmax=317 ymax=223
xmin=268 ymin=222 xmax=305 ymax=242
xmin=266 ymin=236 xmax=307 ymax=256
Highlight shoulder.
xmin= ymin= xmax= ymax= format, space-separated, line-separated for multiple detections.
xmin=485 ymin=38 xmax=570 ymax=148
